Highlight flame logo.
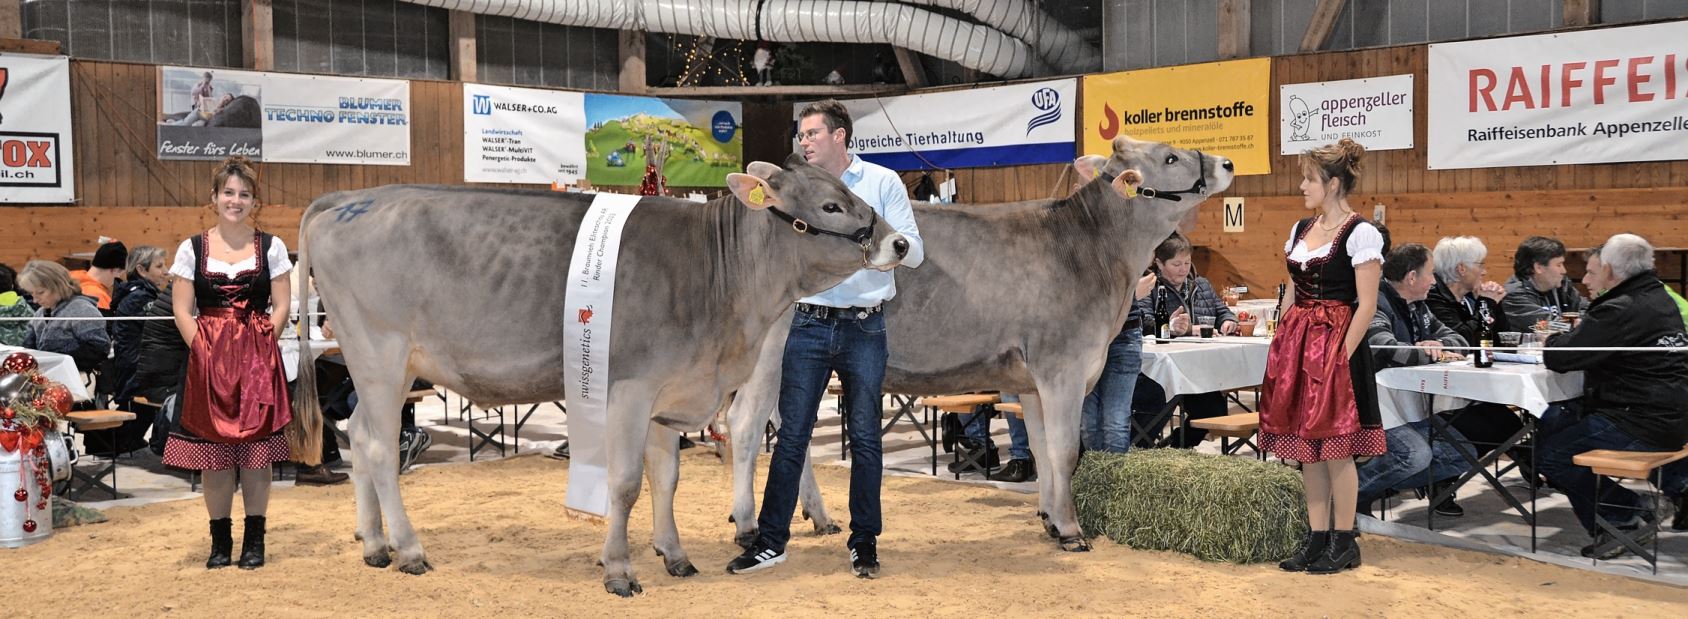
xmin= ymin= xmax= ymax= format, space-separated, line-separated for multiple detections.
xmin=577 ymin=308 xmax=594 ymax=324
xmin=1098 ymin=103 xmax=1119 ymax=140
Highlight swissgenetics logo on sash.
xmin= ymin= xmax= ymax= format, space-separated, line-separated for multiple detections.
xmin=563 ymin=193 xmax=641 ymax=519
xmin=794 ymin=79 xmax=1077 ymax=170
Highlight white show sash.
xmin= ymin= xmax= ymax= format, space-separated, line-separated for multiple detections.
xmin=563 ymin=193 xmax=641 ymax=518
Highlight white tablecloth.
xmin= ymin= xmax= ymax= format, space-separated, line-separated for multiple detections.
xmin=1139 ymin=337 xmax=1270 ymax=397
xmin=0 ymin=345 xmax=92 ymax=402
xmin=1374 ymin=360 xmax=1584 ymax=428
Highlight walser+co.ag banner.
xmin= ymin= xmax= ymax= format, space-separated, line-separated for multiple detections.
xmin=1430 ymin=20 xmax=1688 ymax=169
xmin=584 ymin=94 xmax=742 ymax=188
xmin=0 ymin=53 xmax=74 ymax=203
xmin=463 ymin=83 xmax=586 ymax=184
xmin=1083 ymin=58 xmax=1272 ymax=176
xmin=157 ymin=66 xmax=410 ymax=165
xmin=794 ymin=79 xmax=1077 ymax=170
xmin=1281 ymin=75 xmax=1414 ymax=155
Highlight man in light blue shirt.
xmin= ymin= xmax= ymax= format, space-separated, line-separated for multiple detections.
xmin=728 ymin=100 xmax=923 ymax=580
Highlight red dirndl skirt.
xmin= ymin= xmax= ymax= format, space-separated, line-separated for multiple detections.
xmin=162 ymin=307 xmax=294 ymax=471
xmin=1258 ymin=300 xmax=1385 ymax=463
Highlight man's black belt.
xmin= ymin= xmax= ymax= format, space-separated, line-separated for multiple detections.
xmin=797 ymin=303 xmax=883 ymax=320
xmin=1123 ymin=317 xmax=1142 ymax=331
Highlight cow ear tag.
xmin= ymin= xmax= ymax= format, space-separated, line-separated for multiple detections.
xmin=748 ymin=184 xmax=766 ymax=207
xmin=1112 ymin=169 xmax=1142 ymax=199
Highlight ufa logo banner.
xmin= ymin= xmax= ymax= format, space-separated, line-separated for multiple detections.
xmin=795 ymin=79 xmax=1078 ymax=171
xmin=0 ymin=53 xmax=75 ymax=203
xmin=1082 ymin=58 xmax=1272 ymax=176
xmin=1429 ymin=20 xmax=1688 ymax=169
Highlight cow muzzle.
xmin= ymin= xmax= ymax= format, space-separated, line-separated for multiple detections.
xmin=866 ymin=232 xmax=908 ymax=271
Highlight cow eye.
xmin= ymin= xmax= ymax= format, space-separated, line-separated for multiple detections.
xmin=1164 ymin=154 xmax=1179 ymax=164
xmin=822 ymin=203 xmax=843 ymax=214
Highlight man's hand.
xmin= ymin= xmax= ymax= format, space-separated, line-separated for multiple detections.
xmin=1476 ymin=281 xmax=1506 ymax=302
xmin=1219 ymin=320 xmax=1238 ymax=336
xmin=1135 ymin=274 xmax=1156 ymax=299
xmin=1170 ymin=306 xmax=1190 ymax=336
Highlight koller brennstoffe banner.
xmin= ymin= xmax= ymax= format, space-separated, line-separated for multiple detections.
xmin=463 ymin=83 xmax=586 ymax=184
xmin=157 ymin=66 xmax=410 ymax=165
xmin=0 ymin=53 xmax=75 ymax=203
xmin=1082 ymin=58 xmax=1272 ymax=176
xmin=1429 ymin=20 xmax=1688 ymax=169
xmin=1280 ymin=75 xmax=1414 ymax=155
xmin=584 ymin=94 xmax=742 ymax=188
xmin=793 ymin=79 xmax=1077 ymax=170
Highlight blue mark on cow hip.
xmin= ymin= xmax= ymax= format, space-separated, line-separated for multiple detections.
xmin=332 ymin=199 xmax=373 ymax=223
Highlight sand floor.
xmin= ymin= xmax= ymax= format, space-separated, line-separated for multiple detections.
xmin=11 ymin=447 xmax=1688 ymax=618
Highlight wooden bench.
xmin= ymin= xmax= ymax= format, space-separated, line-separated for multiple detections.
xmin=1571 ymin=445 xmax=1688 ymax=573
xmin=996 ymin=403 xmax=1023 ymax=418
xmin=914 ymin=393 xmax=1002 ymax=478
xmin=1190 ymin=412 xmax=1261 ymax=458
xmin=64 ymin=409 xmax=137 ymax=499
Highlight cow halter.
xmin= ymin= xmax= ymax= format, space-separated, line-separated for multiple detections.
xmin=765 ymin=204 xmax=879 ymax=252
xmin=1099 ymin=149 xmax=1210 ymax=202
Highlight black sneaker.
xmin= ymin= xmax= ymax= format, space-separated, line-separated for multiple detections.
xmin=726 ymin=545 xmax=786 ymax=574
xmin=398 ymin=428 xmax=432 ymax=473
xmin=850 ymin=541 xmax=880 ymax=579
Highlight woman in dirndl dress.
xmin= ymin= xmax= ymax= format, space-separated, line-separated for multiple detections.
xmin=1260 ymin=138 xmax=1385 ymax=575
xmin=164 ymin=156 xmax=295 ymax=570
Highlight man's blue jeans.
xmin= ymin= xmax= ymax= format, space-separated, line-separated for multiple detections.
xmin=1537 ymin=402 xmax=1688 ymax=536
xmin=1080 ymin=327 xmax=1142 ymax=453
xmin=756 ymin=309 xmax=887 ymax=552
xmin=1357 ymin=419 xmax=1470 ymax=506
xmin=960 ymin=394 xmax=1030 ymax=461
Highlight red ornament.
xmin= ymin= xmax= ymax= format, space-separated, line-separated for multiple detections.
xmin=29 ymin=373 xmax=48 ymax=385
xmin=42 ymin=385 xmax=73 ymax=415
xmin=0 ymin=407 xmax=12 ymax=420
xmin=31 ymin=397 xmax=47 ymax=410
xmin=21 ymin=519 xmax=36 ymax=533
xmin=1 ymin=352 xmax=37 ymax=374
xmin=12 ymin=488 xmax=25 ymax=502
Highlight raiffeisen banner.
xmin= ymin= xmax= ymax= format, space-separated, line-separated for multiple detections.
xmin=795 ymin=79 xmax=1076 ymax=170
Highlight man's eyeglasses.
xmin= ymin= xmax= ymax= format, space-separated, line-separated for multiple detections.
xmin=797 ymin=127 xmax=835 ymax=142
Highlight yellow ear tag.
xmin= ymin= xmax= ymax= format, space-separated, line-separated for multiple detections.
xmin=748 ymin=185 xmax=766 ymax=206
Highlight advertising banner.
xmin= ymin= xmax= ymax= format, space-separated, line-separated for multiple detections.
xmin=794 ymin=79 xmax=1077 ymax=170
xmin=1429 ymin=21 xmax=1688 ymax=169
xmin=1082 ymin=58 xmax=1272 ymax=175
xmin=1280 ymin=74 xmax=1414 ymax=155
xmin=584 ymin=94 xmax=741 ymax=188
xmin=157 ymin=66 xmax=410 ymax=165
xmin=0 ymin=53 xmax=75 ymax=203
xmin=464 ymin=83 xmax=586 ymax=184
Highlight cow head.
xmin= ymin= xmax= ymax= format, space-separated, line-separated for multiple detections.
xmin=1072 ymin=136 xmax=1235 ymax=228
xmin=726 ymin=154 xmax=909 ymax=272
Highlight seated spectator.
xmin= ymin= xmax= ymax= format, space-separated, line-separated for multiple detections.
xmin=18 ymin=260 xmax=110 ymax=372
xmin=0 ymin=263 xmax=31 ymax=346
xmin=1359 ymin=243 xmax=1471 ymax=516
xmin=951 ymin=394 xmax=1035 ymax=482
xmin=133 ymin=294 xmax=189 ymax=457
xmin=1539 ymin=233 xmax=1688 ymax=559
xmin=1502 ymin=236 xmax=1587 ymax=329
xmin=87 ymin=246 xmax=171 ymax=455
xmin=1426 ymin=236 xmax=1510 ymax=346
xmin=1587 ymin=244 xmax=1688 ymax=330
xmin=70 ymin=241 xmax=128 ymax=312
xmin=1133 ymin=234 xmax=1234 ymax=448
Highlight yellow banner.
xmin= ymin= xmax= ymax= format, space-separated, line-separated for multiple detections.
xmin=1082 ymin=58 xmax=1272 ymax=176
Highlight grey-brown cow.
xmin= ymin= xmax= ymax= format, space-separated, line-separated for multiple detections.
xmin=725 ymin=136 xmax=1234 ymax=550
xmin=292 ymin=155 xmax=909 ymax=596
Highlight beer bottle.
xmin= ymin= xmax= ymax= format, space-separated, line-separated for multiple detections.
xmin=1474 ymin=302 xmax=1496 ymax=368
xmin=1155 ymin=288 xmax=1173 ymax=340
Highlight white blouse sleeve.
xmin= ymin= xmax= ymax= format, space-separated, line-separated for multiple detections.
xmin=168 ymin=239 xmax=196 ymax=280
xmin=1347 ymin=222 xmax=1385 ymax=266
xmin=1283 ymin=222 xmax=1301 ymax=254
xmin=267 ymin=238 xmax=294 ymax=280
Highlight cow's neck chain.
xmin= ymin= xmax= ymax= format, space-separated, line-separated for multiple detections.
xmin=1098 ymin=149 xmax=1210 ymax=202
xmin=765 ymin=205 xmax=879 ymax=252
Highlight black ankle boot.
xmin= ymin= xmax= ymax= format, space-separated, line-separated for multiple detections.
xmin=1278 ymin=530 xmax=1328 ymax=572
xmin=1307 ymin=530 xmax=1361 ymax=574
xmin=238 ymin=515 xmax=267 ymax=569
xmin=206 ymin=518 xmax=233 ymax=569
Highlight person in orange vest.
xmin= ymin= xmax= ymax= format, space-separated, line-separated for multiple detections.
xmin=70 ymin=241 xmax=127 ymax=311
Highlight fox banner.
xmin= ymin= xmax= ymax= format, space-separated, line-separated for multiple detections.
xmin=463 ymin=83 xmax=587 ymax=184
xmin=1429 ymin=20 xmax=1688 ymax=169
xmin=1083 ymin=58 xmax=1272 ymax=176
xmin=157 ymin=66 xmax=410 ymax=165
xmin=794 ymin=79 xmax=1078 ymax=171
xmin=584 ymin=94 xmax=742 ymax=188
xmin=0 ymin=53 xmax=75 ymax=203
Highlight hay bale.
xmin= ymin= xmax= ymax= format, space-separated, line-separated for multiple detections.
xmin=1072 ymin=449 xmax=1307 ymax=564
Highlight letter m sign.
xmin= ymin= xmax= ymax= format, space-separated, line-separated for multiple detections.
xmin=1222 ymin=198 xmax=1245 ymax=233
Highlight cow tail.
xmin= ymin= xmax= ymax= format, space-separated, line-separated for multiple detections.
xmin=286 ymin=197 xmax=331 ymax=465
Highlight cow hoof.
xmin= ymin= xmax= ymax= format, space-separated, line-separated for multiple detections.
xmin=734 ymin=529 xmax=759 ymax=549
xmin=813 ymin=522 xmax=842 ymax=536
xmin=666 ymin=560 xmax=699 ymax=578
xmin=363 ymin=552 xmax=391 ymax=568
xmin=398 ymin=558 xmax=434 ymax=575
xmin=605 ymin=579 xmax=643 ymax=597
xmin=1058 ymin=536 xmax=1092 ymax=552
